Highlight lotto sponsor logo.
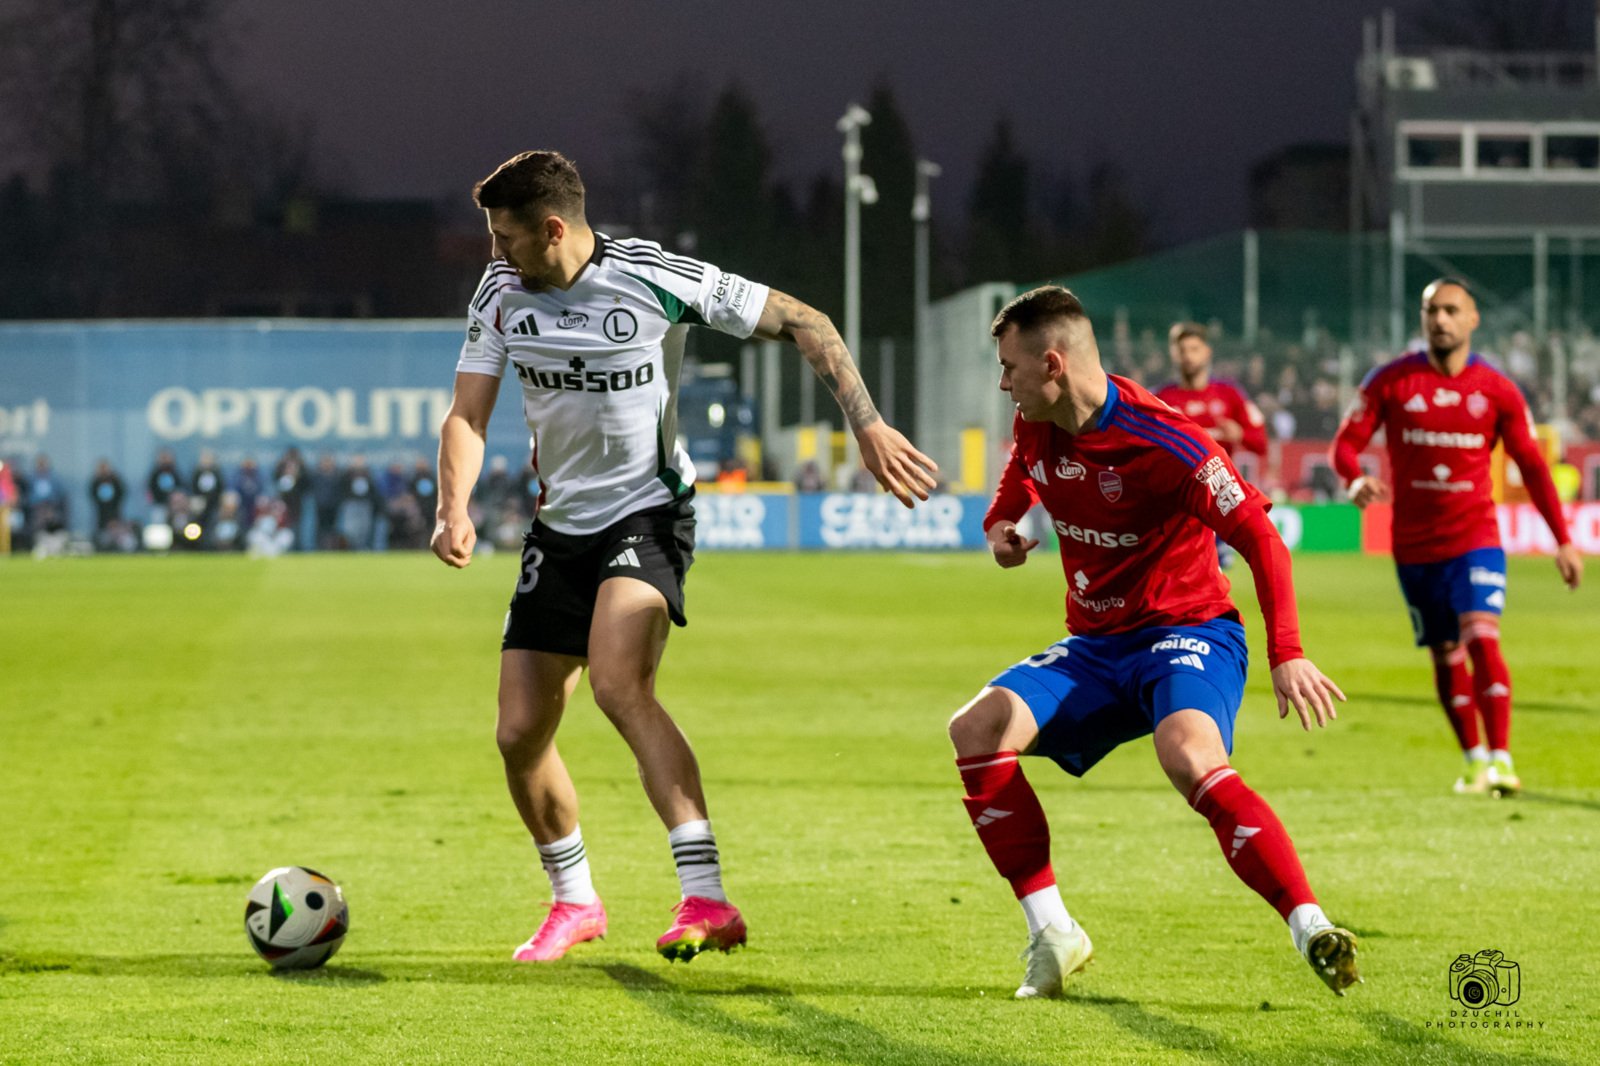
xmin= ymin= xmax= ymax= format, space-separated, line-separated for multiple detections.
xmin=1195 ymin=455 xmax=1245 ymax=516
xmin=1434 ymin=388 xmax=1462 ymax=407
xmin=1402 ymin=428 xmax=1486 ymax=449
xmin=1053 ymin=521 xmax=1139 ymax=548
xmin=1057 ymin=458 xmax=1086 ymax=480
xmin=1152 ymin=636 xmax=1212 ymax=655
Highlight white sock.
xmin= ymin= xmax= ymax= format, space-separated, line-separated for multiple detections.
xmin=1287 ymin=902 xmax=1334 ymax=958
xmin=1465 ymin=745 xmax=1489 ymax=764
xmin=536 ymin=827 xmax=597 ymax=905
xmin=1019 ymin=887 xmax=1075 ymax=936
xmin=668 ymin=819 xmax=726 ymax=901
xmin=1490 ymin=749 xmax=1512 ymax=766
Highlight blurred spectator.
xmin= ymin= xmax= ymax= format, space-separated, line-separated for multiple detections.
xmin=1505 ymin=330 xmax=1536 ymax=387
xmin=26 ymin=454 xmax=66 ymax=540
xmin=848 ymin=466 xmax=878 ymax=493
xmin=793 ymin=460 xmax=825 ymax=493
xmin=0 ymin=457 xmax=18 ymax=553
xmin=148 ymin=450 xmax=182 ymax=513
xmin=1301 ymin=379 xmax=1343 ymax=439
xmin=480 ymin=455 xmax=514 ymax=516
xmin=310 ymin=453 xmax=343 ymax=549
xmin=247 ymin=499 xmax=294 ymax=557
xmin=211 ymin=491 xmax=245 ymax=551
xmin=715 ymin=457 xmax=749 ymax=490
xmin=339 ymin=455 xmax=380 ymax=549
xmin=234 ymin=457 xmax=265 ymax=524
xmin=191 ymin=450 xmax=225 ymax=526
xmin=89 ymin=459 xmax=126 ymax=537
xmin=166 ymin=490 xmax=203 ymax=551
xmin=409 ymin=458 xmax=438 ymax=525
xmin=272 ymin=447 xmax=308 ymax=546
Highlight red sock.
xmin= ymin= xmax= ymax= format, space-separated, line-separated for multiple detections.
xmin=1463 ymin=622 xmax=1512 ymax=751
xmin=956 ymin=752 xmax=1055 ymax=898
xmin=1188 ymin=767 xmax=1316 ymax=919
xmin=1431 ymin=648 xmax=1482 ymax=750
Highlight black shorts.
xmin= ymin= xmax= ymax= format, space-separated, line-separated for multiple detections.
xmin=502 ymin=496 xmax=696 ymax=657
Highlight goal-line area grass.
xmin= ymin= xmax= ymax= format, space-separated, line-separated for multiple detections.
xmin=2 ymin=551 xmax=1595 ymax=1064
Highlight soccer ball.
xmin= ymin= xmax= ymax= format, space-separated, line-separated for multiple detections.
xmin=245 ymin=866 xmax=349 ymax=969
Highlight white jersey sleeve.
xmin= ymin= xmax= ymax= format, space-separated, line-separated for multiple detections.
xmin=455 ymin=262 xmax=515 ymax=377
xmin=605 ymin=237 xmax=768 ymax=338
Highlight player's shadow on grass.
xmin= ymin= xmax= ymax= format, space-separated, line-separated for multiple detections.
xmin=1344 ymin=690 xmax=1589 ymax=715
xmin=0 ymin=952 xmax=386 ymax=984
xmin=602 ymin=962 xmax=1040 ymax=1066
xmin=1356 ymin=1010 xmax=1571 ymax=1066
xmin=1515 ymin=790 xmax=1600 ymax=814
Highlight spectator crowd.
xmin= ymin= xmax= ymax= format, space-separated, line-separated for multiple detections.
xmin=0 ymin=448 xmax=540 ymax=557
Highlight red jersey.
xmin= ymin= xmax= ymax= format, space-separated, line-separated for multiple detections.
xmin=1331 ymin=352 xmax=1569 ymax=565
xmin=987 ymin=375 xmax=1304 ymax=666
xmin=1154 ymin=379 xmax=1268 ymax=458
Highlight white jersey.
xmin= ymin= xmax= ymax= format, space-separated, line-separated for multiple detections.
xmin=456 ymin=234 xmax=769 ymax=534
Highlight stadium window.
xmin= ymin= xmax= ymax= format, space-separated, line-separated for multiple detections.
xmin=1406 ymin=133 xmax=1461 ymax=169
xmin=1476 ymin=135 xmax=1531 ymax=170
xmin=1545 ymin=134 xmax=1600 ymax=171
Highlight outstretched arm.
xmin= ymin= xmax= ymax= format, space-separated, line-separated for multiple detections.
xmin=1500 ymin=403 xmax=1582 ymax=590
xmin=753 ymin=289 xmax=938 ymax=506
xmin=1229 ymin=511 xmax=1347 ymax=729
xmin=431 ymin=371 xmax=500 ymax=568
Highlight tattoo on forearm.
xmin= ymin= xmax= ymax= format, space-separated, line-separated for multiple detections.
xmin=775 ymin=294 xmax=881 ymax=431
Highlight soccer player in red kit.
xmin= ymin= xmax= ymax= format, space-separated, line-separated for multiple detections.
xmin=1157 ymin=322 xmax=1267 ymax=568
xmin=1331 ymin=278 xmax=1582 ymax=796
xmin=1157 ymin=321 xmax=1268 ymax=459
xmin=949 ymin=286 xmax=1359 ymax=1000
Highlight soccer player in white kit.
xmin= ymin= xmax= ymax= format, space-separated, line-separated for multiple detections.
xmin=432 ymin=151 xmax=938 ymax=963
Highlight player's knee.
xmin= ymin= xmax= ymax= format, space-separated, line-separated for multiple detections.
xmin=1460 ymin=616 xmax=1500 ymax=646
xmin=588 ymin=672 xmax=654 ymax=722
xmin=495 ymin=715 xmax=541 ymax=761
xmin=948 ymin=695 xmax=1008 ymax=754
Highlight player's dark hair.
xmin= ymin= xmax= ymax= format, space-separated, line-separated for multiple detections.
xmin=1423 ymin=276 xmax=1476 ymax=302
xmin=990 ymin=286 xmax=1088 ymax=338
xmin=1169 ymin=321 xmax=1207 ymax=345
xmin=473 ymin=151 xmax=586 ymax=225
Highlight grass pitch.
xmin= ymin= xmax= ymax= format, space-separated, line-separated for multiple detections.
xmin=1 ymin=548 xmax=1596 ymax=1065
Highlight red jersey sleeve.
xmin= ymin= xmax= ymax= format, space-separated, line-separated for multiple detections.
xmin=1495 ymin=382 xmax=1571 ymax=547
xmin=984 ymin=423 xmax=1040 ymax=530
xmin=1331 ymin=372 xmax=1383 ymax=485
xmin=1227 ymin=384 xmax=1268 ymax=457
xmin=1168 ymin=438 xmax=1304 ymax=666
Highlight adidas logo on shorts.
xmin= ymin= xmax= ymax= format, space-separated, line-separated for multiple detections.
xmin=608 ymin=548 xmax=642 ymax=568
xmin=1169 ymin=653 xmax=1206 ymax=670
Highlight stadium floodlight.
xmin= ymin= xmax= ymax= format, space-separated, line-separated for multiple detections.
xmin=913 ymin=159 xmax=942 ymax=391
xmin=838 ymin=104 xmax=874 ymax=370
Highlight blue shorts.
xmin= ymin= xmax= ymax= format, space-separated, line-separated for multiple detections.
xmin=990 ymin=617 xmax=1249 ymax=777
xmin=1395 ymin=547 xmax=1507 ymax=647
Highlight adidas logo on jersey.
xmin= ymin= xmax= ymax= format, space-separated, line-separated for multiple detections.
xmin=1029 ymin=460 xmax=1049 ymax=483
xmin=1169 ymin=653 xmax=1206 ymax=671
xmin=973 ymin=807 xmax=1013 ymax=827
xmin=1230 ymin=825 xmax=1261 ymax=858
xmin=1404 ymin=393 xmax=1428 ymax=413
xmin=608 ymin=547 xmax=642 ymax=568
xmin=510 ymin=315 xmax=540 ymax=337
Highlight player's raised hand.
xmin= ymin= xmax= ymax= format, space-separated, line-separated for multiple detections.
xmin=855 ymin=421 xmax=940 ymax=508
xmin=986 ymin=521 xmax=1039 ymax=568
xmin=431 ymin=513 xmax=476 ymax=569
xmin=1270 ymin=658 xmax=1346 ymax=730
xmin=1346 ymin=475 xmax=1392 ymax=509
xmin=1555 ymin=543 xmax=1583 ymax=590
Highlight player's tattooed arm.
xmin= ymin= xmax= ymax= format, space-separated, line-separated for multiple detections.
xmin=753 ymin=289 xmax=881 ymax=432
xmin=753 ymin=287 xmax=939 ymax=507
